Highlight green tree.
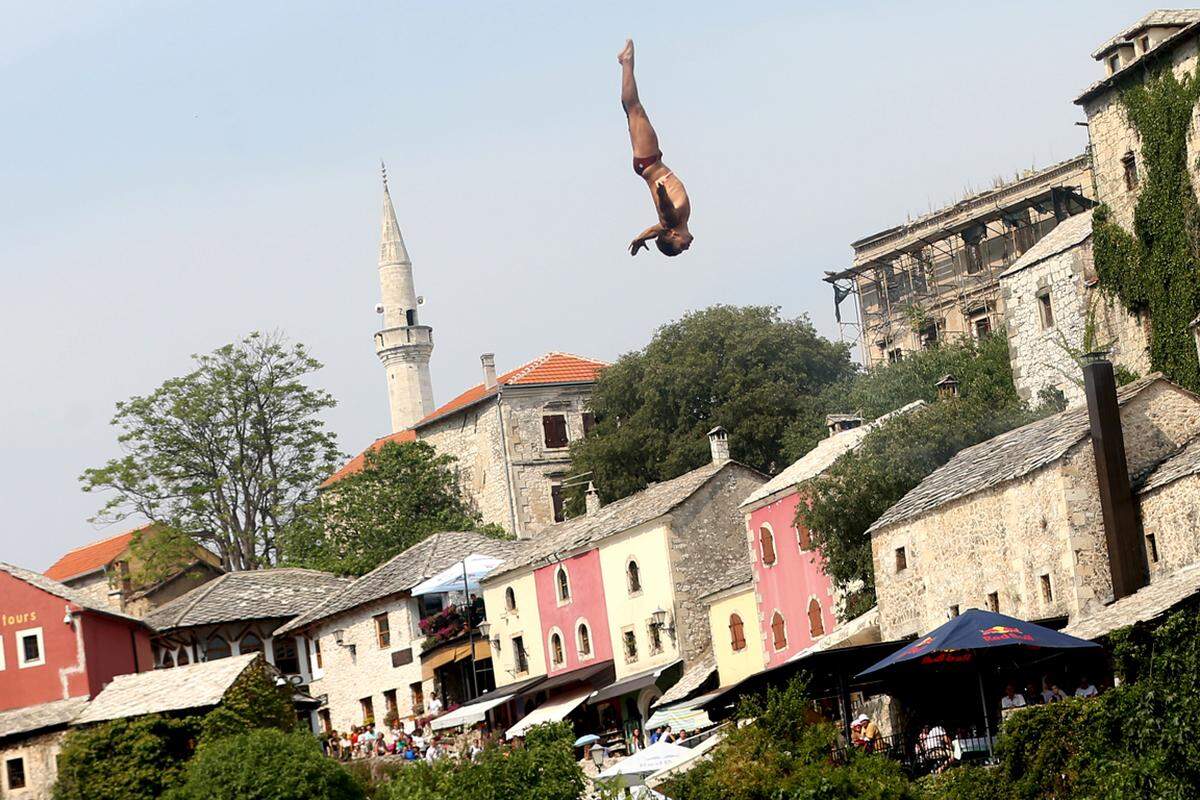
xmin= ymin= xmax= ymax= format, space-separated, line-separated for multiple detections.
xmin=280 ymin=440 xmax=507 ymax=576
xmin=81 ymin=332 xmax=342 ymax=571
xmin=125 ymin=524 xmax=205 ymax=589
xmin=53 ymin=715 xmax=200 ymax=800
xmin=568 ymin=305 xmax=853 ymax=508
xmin=168 ymin=729 xmax=364 ymax=800
xmin=198 ymin=659 xmax=296 ymax=745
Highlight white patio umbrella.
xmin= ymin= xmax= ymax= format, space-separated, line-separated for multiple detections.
xmin=596 ymin=741 xmax=692 ymax=781
xmin=409 ymin=554 xmax=505 ymax=596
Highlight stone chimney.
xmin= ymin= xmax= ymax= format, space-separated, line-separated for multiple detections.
xmin=585 ymin=481 xmax=602 ymax=515
xmin=708 ymin=426 xmax=730 ymax=464
xmin=1082 ymin=352 xmax=1148 ymax=601
xmin=481 ymin=353 xmax=498 ymax=389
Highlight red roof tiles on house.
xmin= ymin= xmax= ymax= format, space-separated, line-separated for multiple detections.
xmin=325 ymin=352 xmax=606 ymax=488
xmin=44 ymin=524 xmax=153 ymax=581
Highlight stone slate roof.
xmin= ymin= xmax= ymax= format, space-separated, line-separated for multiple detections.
xmin=1077 ymin=13 xmax=1200 ymax=104
xmin=866 ymin=376 xmax=1164 ymax=535
xmin=698 ymin=562 xmax=753 ymax=601
xmin=654 ymin=653 xmax=717 ymax=707
xmin=488 ymin=461 xmax=763 ymax=580
xmin=1064 ymin=563 xmax=1200 ymax=641
xmin=0 ymin=697 xmax=89 ymax=741
xmin=1134 ymin=434 xmax=1200 ymax=495
xmin=1090 ymin=9 xmax=1200 ymax=57
xmin=276 ymin=532 xmax=526 ymax=636
xmin=998 ymin=213 xmax=1093 ymax=279
xmin=73 ymin=654 xmax=259 ymax=725
xmin=787 ymin=606 xmax=881 ymax=663
xmin=144 ymin=568 xmax=353 ymax=632
xmin=741 ymin=401 xmax=925 ymax=509
xmin=0 ymin=561 xmax=145 ymax=625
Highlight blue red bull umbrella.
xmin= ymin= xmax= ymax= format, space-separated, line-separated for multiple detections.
xmin=856 ymin=609 xmax=1100 ymax=678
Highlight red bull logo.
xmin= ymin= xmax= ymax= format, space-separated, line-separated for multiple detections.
xmin=920 ymin=651 xmax=972 ymax=665
xmin=903 ymin=636 xmax=935 ymax=656
xmin=980 ymin=625 xmax=1034 ymax=643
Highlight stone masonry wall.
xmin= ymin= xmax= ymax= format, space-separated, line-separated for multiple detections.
xmin=1139 ymin=473 xmax=1200 ymax=577
xmin=0 ymin=729 xmax=66 ymax=800
xmin=306 ymin=594 xmax=424 ymax=733
xmin=666 ymin=465 xmax=767 ymax=666
xmin=417 ymin=401 xmax=512 ymax=533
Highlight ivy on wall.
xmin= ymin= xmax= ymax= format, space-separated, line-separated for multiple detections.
xmin=1093 ymin=64 xmax=1200 ymax=390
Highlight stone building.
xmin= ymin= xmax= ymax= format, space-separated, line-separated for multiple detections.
xmin=274 ymin=532 xmax=524 ymax=734
xmin=999 ymin=214 xmax=1149 ymax=407
xmin=143 ymin=568 xmax=353 ymax=706
xmin=42 ymin=524 xmax=223 ymax=617
xmin=825 ymin=156 xmax=1094 ymax=368
xmin=867 ymin=368 xmax=1200 ymax=640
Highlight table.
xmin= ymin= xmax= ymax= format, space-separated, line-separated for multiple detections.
xmin=953 ymin=736 xmax=995 ymax=761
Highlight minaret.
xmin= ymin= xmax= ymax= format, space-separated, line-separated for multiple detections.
xmin=374 ymin=164 xmax=435 ymax=432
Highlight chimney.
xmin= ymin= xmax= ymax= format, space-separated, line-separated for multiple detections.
xmin=825 ymin=414 xmax=863 ymax=438
xmin=585 ymin=481 xmax=602 ymax=515
xmin=1082 ymin=352 xmax=1148 ymax=600
xmin=708 ymin=426 xmax=730 ymax=464
xmin=481 ymin=353 xmax=498 ymax=389
xmin=935 ymin=374 xmax=960 ymax=400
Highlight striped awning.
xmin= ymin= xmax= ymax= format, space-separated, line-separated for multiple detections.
xmin=643 ymin=706 xmax=712 ymax=733
xmin=421 ymin=639 xmax=491 ymax=681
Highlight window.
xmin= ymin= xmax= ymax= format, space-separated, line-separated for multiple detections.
xmin=206 ymin=635 xmax=231 ymax=661
xmin=808 ymin=598 xmax=825 ymax=638
xmin=549 ymin=631 xmax=565 ymax=666
xmin=312 ymin=637 xmax=323 ymax=670
xmin=770 ymin=612 xmax=788 ymax=652
xmin=1107 ymin=53 xmax=1120 ymax=74
xmin=6 ymin=757 xmax=25 ymax=791
xmin=1038 ymin=291 xmax=1055 ymax=330
xmin=273 ymin=637 xmax=300 ymax=675
xmin=974 ymin=317 xmax=992 ymax=339
xmin=374 ymin=613 xmax=391 ymax=649
xmin=505 ymin=587 xmax=517 ymax=612
xmin=797 ymin=524 xmax=811 ymax=551
xmin=551 ymin=485 xmax=566 ymax=523
xmin=895 ymin=546 xmax=907 ymax=573
xmin=161 ymin=651 xmax=175 ymax=669
xmin=0 ymin=635 xmax=5 ymax=670
xmin=239 ymin=632 xmax=263 ymax=656
xmin=582 ymin=412 xmax=596 ymax=436
xmin=627 ymin=559 xmax=642 ymax=594
xmin=542 ymin=414 xmax=569 ymax=449
xmin=1139 ymin=34 xmax=1150 ymax=53
xmin=1040 ymin=574 xmax=1054 ymax=604
xmin=177 ymin=648 xmax=190 ymax=666
xmin=729 ymin=614 xmax=746 ymax=652
xmin=1147 ymin=533 xmax=1160 ymax=563
xmin=17 ymin=628 xmax=44 ymax=668
xmin=577 ymin=622 xmax=592 ymax=658
xmin=318 ymin=709 xmax=332 ymax=733
xmin=887 ymin=347 xmax=904 ymax=364
xmin=405 ymin=308 xmax=416 ymax=326
xmin=987 ymin=592 xmax=1000 ymax=613
xmin=513 ymin=636 xmax=529 ymax=674
xmin=948 ymin=605 xmax=961 ymax=619
xmin=759 ymin=525 xmax=777 ymax=566
xmin=411 ymin=682 xmax=426 ymax=715
xmin=556 ymin=566 xmax=571 ymax=603
xmin=622 ymin=629 xmax=638 ymax=662
xmin=360 ymin=696 xmax=375 ymax=724
xmin=384 ymin=689 xmax=399 ymax=720
xmin=648 ymin=621 xmax=663 ymax=655
xmin=1123 ymin=151 xmax=1139 ymax=190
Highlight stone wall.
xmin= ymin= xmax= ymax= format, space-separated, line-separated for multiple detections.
xmin=666 ymin=465 xmax=767 ymax=666
xmin=0 ymin=729 xmax=65 ymax=800
xmin=63 ymin=573 xmax=117 ymax=610
xmin=306 ymin=594 xmax=424 ymax=733
xmin=1138 ymin=473 xmax=1200 ymax=577
xmin=417 ymin=400 xmax=512 ymax=533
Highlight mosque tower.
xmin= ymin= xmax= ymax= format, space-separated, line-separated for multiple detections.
xmin=374 ymin=164 xmax=435 ymax=432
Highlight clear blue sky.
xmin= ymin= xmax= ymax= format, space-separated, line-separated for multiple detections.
xmin=1 ymin=1 xmax=1146 ymax=570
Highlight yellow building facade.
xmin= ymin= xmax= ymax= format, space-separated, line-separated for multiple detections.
xmin=705 ymin=582 xmax=765 ymax=687
xmin=481 ymin=572 xmax=546 ymax=688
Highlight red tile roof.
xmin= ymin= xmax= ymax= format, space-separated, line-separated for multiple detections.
xmin=325 ymin=352 xmax=606 ymax=488
xmin=44 ymin=524 xmax=153 ymax=581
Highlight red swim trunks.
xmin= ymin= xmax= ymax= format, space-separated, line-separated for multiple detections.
xmin=633 ymin=151 xmax=663 ymax=176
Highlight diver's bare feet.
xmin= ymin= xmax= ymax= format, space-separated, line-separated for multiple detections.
xmin=618 ymin=39 xmax=634 ymax=65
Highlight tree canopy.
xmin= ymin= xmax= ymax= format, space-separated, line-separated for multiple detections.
xmin=81 ymin=332 xmax=342 ymax=571
xmin=279 ymin=440 xmax=506 ymax=576
xmin=568 ymin=305 xmax=853 ymax=507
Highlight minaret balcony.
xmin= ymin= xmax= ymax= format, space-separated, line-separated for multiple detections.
xmin=375 ymin=325 xmax=434 ymax=353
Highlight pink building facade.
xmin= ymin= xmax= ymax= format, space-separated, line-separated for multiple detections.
xmin=745 ymin=490 xmax=838 ymax=668
xmin=533 ymin=549 xmax=613 ymax=676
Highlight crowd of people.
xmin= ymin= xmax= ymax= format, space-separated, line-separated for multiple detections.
xmin=1000 ymin=673 xmax=1101 ymax=713
xmin=322 ymin=720 xmax=486 ymax=764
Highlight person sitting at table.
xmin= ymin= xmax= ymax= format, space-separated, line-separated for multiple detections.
xmin=859 ymin=715 xmax=884 ymax=753
xmin=1041 ymin=676 xmax=1068 ymax=703
xmin=917 ymin=723 xmax=953 ymax=773
xmin=1000 ymin=683 xmax=1027 ymax=712
xmin=1075 ymin=675 xmax=1099 ymax=698
xmin=1024 ymin=680 xmax=1043 ymax=705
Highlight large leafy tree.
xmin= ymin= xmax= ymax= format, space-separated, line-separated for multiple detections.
xmin=569 ymin=305 xmax=853 ymax=506
xmin=81 ymin=332 xmax=342 ymax=571
xmin=280 ymin=440 xmax=506 ymax=577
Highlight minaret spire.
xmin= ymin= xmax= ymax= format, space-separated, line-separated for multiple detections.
xmin=373 ymin=165 xmax=435 ymax=433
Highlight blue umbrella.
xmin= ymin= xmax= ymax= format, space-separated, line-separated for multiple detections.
xmin=574 ymin=734 xmax=601 ymax=747
xmin=855 ymin=609 xmax=1101 ymax=758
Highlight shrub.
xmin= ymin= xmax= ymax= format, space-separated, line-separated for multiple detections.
xmin=168 ymin=728 xmax=363 ymax=800
xmin=198 ymin=659 xmax=296 ymax=745
xmin=53 ymin=714 xmax=200 ymax=800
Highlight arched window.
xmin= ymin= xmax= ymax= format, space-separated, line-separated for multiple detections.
xmin=177 ymin=648 xmax=190 ymax=666
xmin=808 ymin=598 xmax=825 ymax=638
xmin=797 ymin=524 xmax=812 ymax=551
xmin=550 ymin=631 xmax=565 ymax=666
xmin=577 ymin=621 xmax=592 ymax=658
xmin=556 ymin=566 xmax=571 ymax=602
xmin=627 ymin=559 xmax=642 ymax=594
xmin=205 ymin=635 xmax=231 ymax=661
xmin=760 ymin=525 xmax=777 ymax=566
xmin=239 ymin=632 xmax=263 ymax=655
xmin=770 ymin=612 xmax=787 ymax=652
xmin=505 ymin=587 xmax=517 ymax=612
xmin=729 ymin=614 xmax=746 ymax=652
xmin=160 ymin=650 xmax=175 ymax=669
